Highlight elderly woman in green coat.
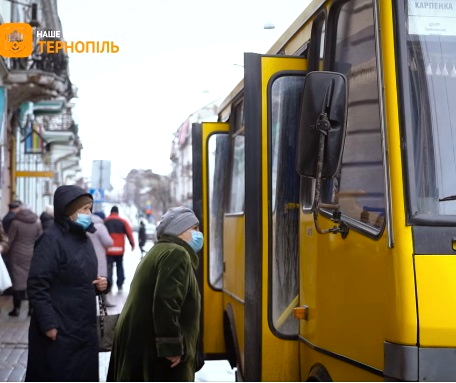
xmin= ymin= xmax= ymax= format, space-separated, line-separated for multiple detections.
xmin=107 ymin=206 xmax=204 ymax=381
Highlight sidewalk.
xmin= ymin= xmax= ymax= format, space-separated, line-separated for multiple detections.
xmin=0 ymin=296 xmax=29 ymax=382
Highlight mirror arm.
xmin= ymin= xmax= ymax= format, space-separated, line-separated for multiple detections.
xmin=312 ymin=113 xmax=349 ymax=238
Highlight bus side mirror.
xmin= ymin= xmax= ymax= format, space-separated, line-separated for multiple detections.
xmin=296 ymin=71 xmax=348 ymax=179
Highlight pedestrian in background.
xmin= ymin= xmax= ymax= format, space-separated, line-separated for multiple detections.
xmin=1 ymin=200 xmax=22 ymax=296
xmin=104 ymin=206 xmax=135 ymax=291
xmin=2 ymin=200 xmax=22 ymax=234
xmin=6 ymin=205 xmax=42 ymax=316
xmin=138 ymin=219 xmax=146 ymax=258
xmin=39 ymin=205 xmax=54 ymax=231
xmin=88 ymin=211 xmax=115 ymax=307
xmin=88 ymin=211 xmax=112 ymax=278
xmin=26 ymin=185 xmax=108 ymax=382
xmin=0 ymin=221 xmax=9 ymax=255
xmin=107 ymin=206 xmax=204 ymax=381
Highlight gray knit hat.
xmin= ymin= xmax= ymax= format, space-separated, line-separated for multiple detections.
xmin=156 ymin=206 xmax=199 ymax=238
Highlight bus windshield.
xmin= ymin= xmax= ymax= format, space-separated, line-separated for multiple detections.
xmin=403 ymin=0 xmax=456 ymax=219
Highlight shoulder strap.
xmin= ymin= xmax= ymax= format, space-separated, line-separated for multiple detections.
xmin=98 ymin=294 xmax=108 ymax=337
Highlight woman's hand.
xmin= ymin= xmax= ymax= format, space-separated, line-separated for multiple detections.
xmin=166 ymin=356 xmax=181 ymax=368
xmin=46 ymin=328 xmax=57 ymax=341
xmin=92 ymin=276 xmax=108 ymax=292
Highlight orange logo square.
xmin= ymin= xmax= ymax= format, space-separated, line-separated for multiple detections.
xmin=0 ymin=23 xmax=33 ymax=58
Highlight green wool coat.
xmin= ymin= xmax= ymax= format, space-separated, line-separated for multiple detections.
xmin=106 ymin=234 xmax=201 ymax=382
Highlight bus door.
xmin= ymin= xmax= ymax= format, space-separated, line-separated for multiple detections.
xmin=243 ymin=53 xmax=306 ymax=381
xmin=294 ymin=0 xmax=390 ymax=380
xmin=192 ymin=122 xmax=229 ymax=358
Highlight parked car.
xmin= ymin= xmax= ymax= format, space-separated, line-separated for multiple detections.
xmin=145 ymin=223 xmax=157 ymax=242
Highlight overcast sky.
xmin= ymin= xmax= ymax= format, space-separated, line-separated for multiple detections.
xmin=57 ymin=0 xmax=311 ymax=189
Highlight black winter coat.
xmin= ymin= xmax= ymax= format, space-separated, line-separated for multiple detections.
xmin=39 ymin=211 xmax=54 ymax=231
xmin=25 ymin=185 xmax=99 ymax=382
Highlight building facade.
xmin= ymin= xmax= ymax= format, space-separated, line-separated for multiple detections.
xmin=170 ymin=100 xmax=220 ymax=207
xmin=0 ymin=0 xmax=80 ymax=215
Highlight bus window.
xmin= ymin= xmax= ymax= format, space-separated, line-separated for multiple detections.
xmin=331 ymin=0 xmax=386 ymax=232
xmin=208 ymin=133 xmax=230 ymax=289
xmin=404 ymin=0 xmax=456 ymax=217
xmin=227 ymin=101 xmax=245 ymax=214
xmin=270 ymin=75 xmax=304 ymax=336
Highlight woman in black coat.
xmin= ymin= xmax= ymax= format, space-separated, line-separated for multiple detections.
xmin=25 ymin=185 xmax=108 ymax=382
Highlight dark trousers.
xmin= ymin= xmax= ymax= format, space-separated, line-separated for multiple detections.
xmin=12 ymin=290 xmax=26 ymax=309
xmin=107 ymin=255 xmax=125 ymax=289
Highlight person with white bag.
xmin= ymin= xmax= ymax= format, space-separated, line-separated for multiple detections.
xmin=0 ymin=223 xmax=11 ymax=303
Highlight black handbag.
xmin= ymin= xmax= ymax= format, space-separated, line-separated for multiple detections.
xmin=97 ymin=294 xmax=119 ymax=352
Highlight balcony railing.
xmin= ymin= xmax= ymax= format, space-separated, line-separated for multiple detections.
xmin=5 ymin=38 xmax=74 ymax=110
xmin=9 ymin=38 xmax=69 ymax=79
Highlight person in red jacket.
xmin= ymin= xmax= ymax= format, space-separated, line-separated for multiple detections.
xmin=104 ymin=206 xmax=135 ymax=291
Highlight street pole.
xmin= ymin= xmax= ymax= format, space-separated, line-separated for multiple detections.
xmin=94 ymin=160 xmax=103 ymax=213
xmin=99 ymin=160 xmax=103 ymax=189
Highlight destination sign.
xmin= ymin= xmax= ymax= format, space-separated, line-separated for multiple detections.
xmin=408 ymin=1 xmax=456 ymax=35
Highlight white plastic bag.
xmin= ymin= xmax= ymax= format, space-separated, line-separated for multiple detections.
xmin=0 ymin=255 xmax=12 ymax=293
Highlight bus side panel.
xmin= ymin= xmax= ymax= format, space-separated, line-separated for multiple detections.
xmin=299 ymin=212 xmax=389 ymax=378
xmin=380 ymin=0 xmax=420 ymax=348
xmin=299 ymin=341 xmax=383 ymax=382
xmin=224 ymin=296 xmax=245 ymax=375
xmin=223 ymin=215 xmax=245 ymax=370
xmin=202 ymin=270 xmax=225 ymax=354
xmin=262 ymin=331 xmax=300 ymax=381
xmin=415 ymin=255 xmax=456 ymax=347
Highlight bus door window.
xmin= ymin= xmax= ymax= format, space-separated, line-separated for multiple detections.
xmin=228 ymin=101 xmax=245 ymax=214
xmin=208 ymin=133 xmax=230 ymax=289
xmin=329 ymin=0 xmax=386 ymax=232
xmin=270 ymin=75 xmax=304 ymax=336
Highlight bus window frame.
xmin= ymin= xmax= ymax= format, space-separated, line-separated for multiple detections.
xmin=318 ymin=0 xmax=388 ymax=239
xmin=308 ymin=8 xmax=327 ymax=71
xmin=299 ymin=8 xmax=327 ymax=215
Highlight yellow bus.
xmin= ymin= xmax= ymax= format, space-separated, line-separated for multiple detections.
xmin=192 ymin=0 xmax=456 ymax=380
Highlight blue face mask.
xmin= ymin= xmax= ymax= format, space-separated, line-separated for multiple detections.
xmin=75 ymin=213 xmax=92 ymax=229
xmin=188 ymin=230 xmax=204 ymax=252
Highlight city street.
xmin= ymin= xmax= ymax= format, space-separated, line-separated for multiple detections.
xmin=0 ymin=230 xmax=234 ymax=382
